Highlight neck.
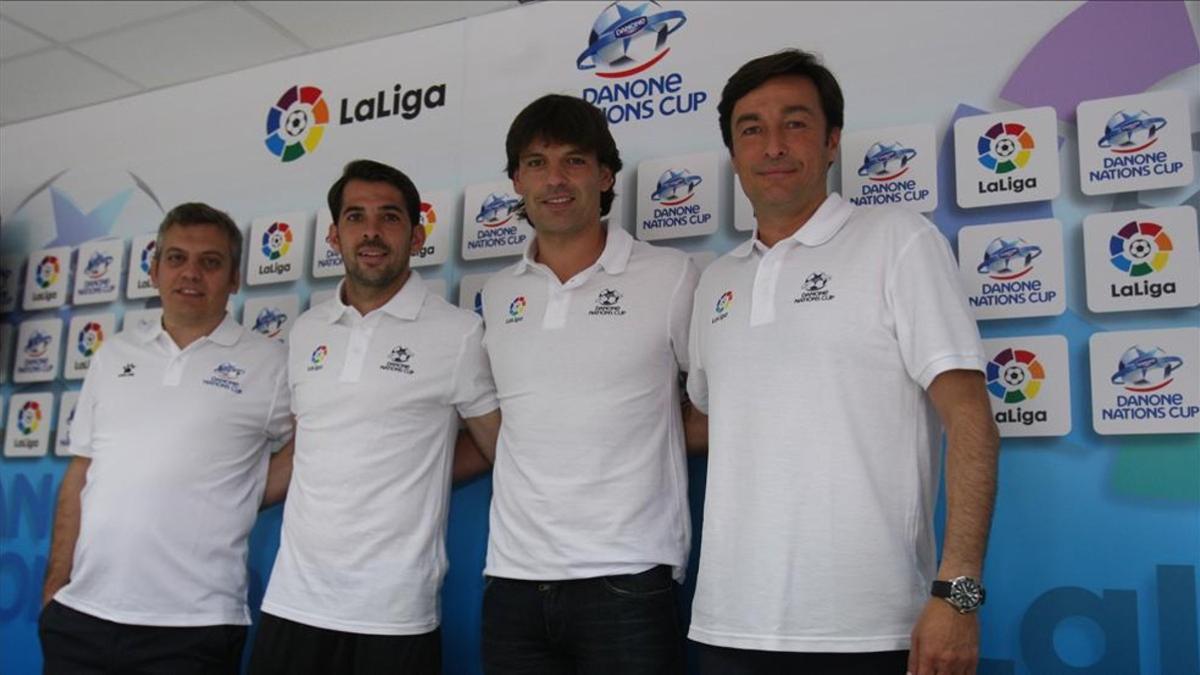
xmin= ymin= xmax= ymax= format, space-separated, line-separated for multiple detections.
xmin=755 ymin=192 xmax=828 ymax=248
xmin=534 ymin=222 xmax=606 ymax=283
xmin=344 ymin=270 xmax=411 ymax=316
xmin=162 ymin=312 xmax=225 ymax=350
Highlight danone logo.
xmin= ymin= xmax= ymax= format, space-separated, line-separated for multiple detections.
xmin=576 ymin=1 xmax=687 ymax=79
xmin=17 ymin=401 xmax=41 ymax=435
xmin=262 ymin=222 xmax=293 ymax=260
xmin=977 ymin=237 xmax=1042 ymax=280
xmin=651 ymin=168 xmax=702 ymax=205
xmin=476 ymin=193 xmax=520 ymax=228
xmin=1110 ymin=221 xmax=1171 ymax=277
xmin=858 ymin=142 xmax=917 ymax=181
xmin=1099 ymin=109 xmax=1166 ymax=154
xmin=265 ymin=85 xmax=330 ymax=162
xmin=77 ymin=322 xmax=104 ymax=357
xmin=987 ymin=348 xmax=1044 ymax=403
xmin=252 ymin=307 xmax=288 ymax=339
xmin=1111 ymin=346 xmax=1183 ymax=393
xmin=35 ymin=256 xmax=60 ymax=288
xmin=24 ymin=330 xmax=52 ymax=358
xmin=977 ymin=122 xmax=1034 ymax=174
xmin=85 ymin=251 xmax=113 ymax=279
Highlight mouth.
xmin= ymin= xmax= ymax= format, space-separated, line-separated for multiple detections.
xmin=356 ymin=247 xmax=390 ymax=260
xmin=174 ymin=288 xmax=204 ymax=298
xmin=541 ymin=194 xmax=574 ymax=206
xmin=757 ymin=166 xmax=798 ymax=177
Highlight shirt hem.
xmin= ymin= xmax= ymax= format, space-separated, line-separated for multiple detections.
xmin=55 ymin=592 xmax=250 ymax=627
xmin=260 ymin=601 xmax=438 ymax=636
xmin=688 ymin=625 xmax=912 ymax=653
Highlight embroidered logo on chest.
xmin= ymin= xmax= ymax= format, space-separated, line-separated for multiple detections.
xmin=307 ymin=345 xmax=328 ymax=372
xmin=381 ymin=345 xmax=415 ymax=374
xmin=795 ymin=272 xmax=836 ymax=303
xmin=588 ymin=288 xmax=627 ymax=316
xmin=505 ymin=296 xmax=527 ymax=324
xmin=712 ymin=290 xmax=733 ymax=324
xmin=203 ymin=362 xmax=245 ymax=394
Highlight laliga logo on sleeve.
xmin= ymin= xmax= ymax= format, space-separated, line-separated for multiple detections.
xmin=712 ymin=290 xmax=733 ymax=323
xmin=252 ymin=307 xmax=288 ymax=339
xmin=17 ymin=401 xmax=42 ymax=435
xmin=1111 ymin=346 xmax=1182 ymax=393
xmin=1099 ymin=109 xmax=1166 ymax=154
xmin=977 ymin=237 xmax=1042 ymax=281
xmin=858 ymin=142 xmax=917 ymax=181
xmin=77 ymin=322 xmax=104 ymax=357
xmin=265 ymin=85 xmax=330 ymax=163
xmin=476 ymin=193 xmax=520 ymax=228
xmin=576 ymin=1 xmax=687 ymax=79
xmin=505 ymin=296 xmax=527 ymax=324
xmin=651 ymin=168 xmax=702 ymax=205
xmin=987 ymin=347 xmax=1048 ymax=426
xmin=35 ymin=256 xmax=59 ymax=288
xmin=1108 ymin=221 xmax=1174 ymax=299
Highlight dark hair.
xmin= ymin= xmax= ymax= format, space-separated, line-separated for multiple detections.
xmin=718 ymin=49 xmax=844 ymax=151
xmin=155 ymin=202 xmax=243 ymax=276
xmin=327 ymin=159 xmax=422 ymax=226
xmin=505 ymin=94 xmax=623 ymax=218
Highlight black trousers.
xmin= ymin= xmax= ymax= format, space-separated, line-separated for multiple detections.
xmin=247 ymin=612 xmax=441 ymax=675
xmin=39 ymin=600 xmax=246 ymax=675
xmin=696 ymin=642 xmax=910 ymax=675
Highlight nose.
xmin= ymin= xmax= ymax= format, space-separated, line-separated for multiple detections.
xmin=763 ymin=126 xmax=788 ymax=159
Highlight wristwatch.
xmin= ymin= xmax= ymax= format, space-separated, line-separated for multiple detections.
xmin=931 ymin=576 xmax=986 ymax=613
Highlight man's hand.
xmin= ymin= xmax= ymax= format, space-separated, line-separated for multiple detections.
xmin=907 ymin=598 xmax=979 ymax=675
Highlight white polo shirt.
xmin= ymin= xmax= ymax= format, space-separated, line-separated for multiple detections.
xmin=687 ymin=194 xmax=985 ymax=652
xmin=261 ymin=272 xmax=498 ymax=635
xmin=57 ymin=314 xmax=291 ymax=627
xmin=481 ymin=225 xmax=697 ymax=581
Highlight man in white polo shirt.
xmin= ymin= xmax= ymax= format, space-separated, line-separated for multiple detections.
xmin=477 ymin=94 xmax=697 ymax=675
xmin=249 ymin=160 xmax=499 ymax=675
xmin=40 ymin=202 xmax=292 ymax=674
xmin=687 ymin=50 xmax=1000 ymax=675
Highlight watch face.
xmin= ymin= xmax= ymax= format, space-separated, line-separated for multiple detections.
xmin=950 ymin=577 xmax=984 ymax=610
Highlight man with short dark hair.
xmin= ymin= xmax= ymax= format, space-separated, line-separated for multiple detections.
xmin=476 ymin=94 xmax=698 ymax=675
xmin=40 ymin=202 xmax=293 ymax=674
xmin=248 ymin=160 xmax=499 ymax=675
xmin=687 ymin=50 xmax=1000 ymax=675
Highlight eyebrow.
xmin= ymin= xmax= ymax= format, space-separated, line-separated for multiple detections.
xmin=734 ymin=105 xmax=816 ymax=126
xmin=342 ymin=204 xmax=405 ymax=214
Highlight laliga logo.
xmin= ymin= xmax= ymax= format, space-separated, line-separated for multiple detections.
xmin=85 ymin=251 xmax=113 ymax=279
xmin=420 ymin=202 xmax=438 ymax=238
xmin=140 ymin=241 xmax=155 ymax=274
xmin=311 ymin=345 xmax=328 ymax=365
xmin=24 ymin=330 xmax=52 ymax=358
xmin=509 ymin=296 xmax=527 ymax=318
xmin=977 ymin=237 xmax=1042 ymax=281
xmin=577 ymin=1 xmax=687 ymax=79
xmin=977 ymin=122 xmax=1034 ymax=174
xmin=651 ymin=168 xmax=702 ymax=205
xmin=35 ymin=256 xmax=60 ymax=288
xmin=1099 ymin=109 xmax=1166 ymax=154
xmin=265 ymin=85 xmax=330 ymax=163
xmin=77 ymin=322 xmax=104 ymax=357
xmin=986 ymin=348 xmax=1044 ymax=404
xmin=262 ymin=222 xmax=293 ymax=260
xmin=858 ymin=142 xmax=917 ymax=181
xmin=1111 ymin=346 xmax=1183 ymax=392
xmin=253 ymin=307 xmax=288 ymax=339
xmin=17 ymin=401 xmax=42 ymax=435
xmin=713 ymin=290 xmax=733 ymax=321
xmin=1110 ymin=221 xmax=1170 ymax=277
xmin=476 ymin=193 xmax=520 ymax=228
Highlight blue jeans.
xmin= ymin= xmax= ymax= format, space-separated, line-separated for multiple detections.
xmin=482 ymin=565 xmax=684 ymax=675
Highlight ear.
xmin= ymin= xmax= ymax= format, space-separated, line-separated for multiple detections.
xmin=410 ymin=217 xmax=427 ymax=254
xmin=599 ymin=165 xmax=615 ymax=192
xmin=148 ymin=256 xmax=160 ymax=289
xmin=827 ymin=127 xmax=842 ymax=154
xmin=327 ymin=222 xmax=342 ymax=256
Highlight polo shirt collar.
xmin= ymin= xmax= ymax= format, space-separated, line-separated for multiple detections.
xmin=731 ymin=193 xmax=855 ymax=258
xmin=325 ymin=271 xmax=428 ymax=323
xmin=513 ymin=222 xmax=634 ymax=276
xmin=133 ymin=312 xmax=241 ymax=347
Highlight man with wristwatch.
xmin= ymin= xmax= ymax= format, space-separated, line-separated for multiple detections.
xmin=684 ymin=49 xmax=1000 ymax=675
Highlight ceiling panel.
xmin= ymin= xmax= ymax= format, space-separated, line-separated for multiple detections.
xmin=0 ymin=48 xmax=140 ymax=123
xmin=73 ymin=3 xmax=305 ymax=89
xmin=0 ymin=0 xmax=207 ymax=43
xmin=0 ymin=17 xmax=50 ymax=60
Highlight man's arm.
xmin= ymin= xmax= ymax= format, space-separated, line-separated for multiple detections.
xmin=261 ymin=430 xmax=295 ymax=509
xmin=454 ymin=408 xmax=501 ymax=482
xmin=43 ymin=456 xmax=90 ymax=607
xmin=909 ymin=368 xmax=1000 ymax=675
xmin=683 ymin=402 xmax=708 ymax=455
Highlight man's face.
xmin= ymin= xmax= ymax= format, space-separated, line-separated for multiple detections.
xmin=729 ymin=75 xmax=840 ymax=217
xmin=328 ymin=179 xmax=424 ymax=289
xmin=512 ymin=139 xmax=614 ymax=236
xmin=150 ymin=223 xmax=238 ymax=326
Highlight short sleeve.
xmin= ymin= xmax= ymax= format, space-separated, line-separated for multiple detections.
xmin=450 ymin=319 xmax=499 ymax=419
xmin=669 ymin=258 xmax=700 ymax=372
xmin=68 ymin=349 xmax=103 ymax=457
xmin=686 ymin=283 xmax=710 ymax=414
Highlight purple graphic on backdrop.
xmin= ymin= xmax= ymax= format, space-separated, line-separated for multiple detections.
xmin=1000 ymin=1 xmax=1200 ymax=121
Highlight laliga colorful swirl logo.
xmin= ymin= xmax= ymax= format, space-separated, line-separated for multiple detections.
xmin=977 ymin=122 xmax=1034 ymax=174
xmin=651 ymin=168 xmax=702 ymax=205
xmin=986 ymin=348 xmax=1044 ymax=404
xmin=1098 ymin=109 xmax=1166 ymax=154
xmin=262 ymin=222 xmax=293 ymax=260
xmin=17 ymin=401 xmax=42 ymax=435
xmin=35 ymin=256 xmax=60 ymax=288
xmin=1109 ymin=221 xmax=1171 ymax=277
xmin=77 ymin=322 xmax=105 ymax=357
xmin=976 ymin=237 xmax=1042 ymax=280
xmin=476 ymin=193 xmax=520 ymax=228
xmin=715 ymin=290 xmax=733 ymax=316
xmin=577 ymin=1 xmax=687 ymax=79
xmin=264 ymin=85 xmax=329 ymax=162
xmin=1111 ymin=345 xmax=1183 ymax=392
xmin=857 ymin=141 xmax=917 ymax=181
xmin=420 ymin=202 xmax=438 ymax=238
xmin=311 ymin=345 xmax=328 ymax=365
xmin=140 ymin=240 xmax=156 ymax=274
xmin=509 ymin=296 xmax=527 ymax=319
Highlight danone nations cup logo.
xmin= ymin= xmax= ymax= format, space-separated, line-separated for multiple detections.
xmin=1110 ymin=346 xmax=1183 ymax=392
xmin=576 ymin=1 xmax=687 ymax=79
xmin=476 ymin=193 xmax=520 ymax=228
xmin=651 ymin=168 xmax=702 ymax=205
xmin=857 ymin=142 xmax=918 ymax=181
xmin=1098 ymin=109 xmax=1166 ymax=154
xmin=976 ymin=237 xmax=1042 ymax=280
xmin=265 ymin=85 xmax=330 ymax=162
